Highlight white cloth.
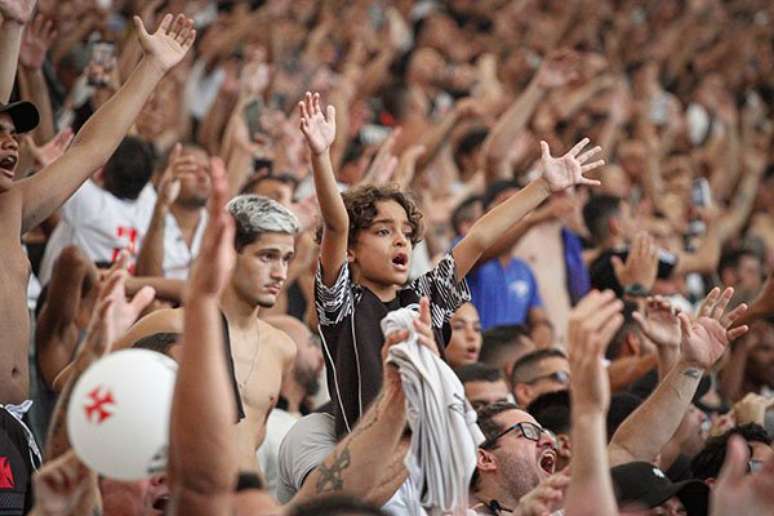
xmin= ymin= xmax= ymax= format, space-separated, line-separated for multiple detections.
xmin=382 ymin=307 xmax=484 ymax=515
xmin=39 ymin=180 xmax=156 ymax=284
xmin=256 ymin=408 xmax=300 ymax=498
xmin=161 ymin=210 xmax=207 ymax=279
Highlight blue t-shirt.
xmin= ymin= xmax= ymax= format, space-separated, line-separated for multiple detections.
xmin=467 ymin=257 xmax=543 ymax=330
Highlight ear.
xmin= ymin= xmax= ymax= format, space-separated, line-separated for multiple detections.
xmin=608 ymin=215 xmax=622 ymax=236
xmin=625 ymin=332 xmax=641 ymax=356
xmin=514 ymin=383 xmax=532 ymax=408
xmin=477 ymin=448 xmax=497 ymax=473
xmin=346 ymin=248 xmax=355 ymax=264
xmin=556 ymin=434 xmax=572 ymax=458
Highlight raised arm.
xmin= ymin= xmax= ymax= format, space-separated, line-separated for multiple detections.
xmin=298 ymin=91 xmax=348 ymax=286
xmin=136 ymin=144 xmax=183 ymax=277
xmin=608 ymin=287 xmax=749 ymax=466
xmin=453 ymin=138 xmax=604 ymax=280
xmin=17 ymin=14 xmax=56 ymax=142
xmin=17 ymin=13 xmax=196 ymax=233
xmin=169 ymin=158 xmax=237 ymax=516
xmin=481 ymin=50 xmax=578 ymax=182
xmin=565 ymin=290 xmax=623 ymax=516
xmin=0 ymin=0 xmax=35 ymax=102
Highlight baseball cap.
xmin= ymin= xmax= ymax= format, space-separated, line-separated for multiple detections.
xmin=0 ymin=101 xmax=39 ymax=134
xmin=611 ymin=461 xmax=709 ymax=516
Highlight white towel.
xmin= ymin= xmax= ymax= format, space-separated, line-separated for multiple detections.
xmin=382 ymin=307 xmax=484 ymax=515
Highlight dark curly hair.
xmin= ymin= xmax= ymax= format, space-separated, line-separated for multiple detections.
xmin=316 ymin=184 xmax=424 ymax=246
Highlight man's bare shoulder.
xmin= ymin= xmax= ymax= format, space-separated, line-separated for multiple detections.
xmin=257 ymin=318 xmax=298 ymax=361
xmin=115 ymin=308 xmax=185 ymax=350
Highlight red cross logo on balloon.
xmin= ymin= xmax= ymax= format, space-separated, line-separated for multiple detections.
xmin=84 ymin=386 xmax=116 ymax=424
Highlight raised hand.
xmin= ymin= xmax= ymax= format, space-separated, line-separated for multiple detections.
xmin=711 ymin=436 xmax=774 ymax=516
xmin=363 ymin=128 xmax=400 ymax=186
xmin=0 ymin=0 xmax=36 ymax=23
xmin=515 ymin=471 xmax=570 ymax=516
xmin=678 ymin=287 xmax=749 ymax=371
xmin=31 ymin=451 xmax=92 ymax=515
xmin=133 ymin=13 xmax=196 ymax=72
xmin=20 ymin=14 xmax=56 ymax=69
xmin=157 ymin=143 xmax=184 ymax=207
xmin=733 ymin=393 xmax=774 ymax=427
xmin=538 ymin=138 xmax=604 ymax=193
xmin=632 ymin=296 xmax=681 ymax=349
xmin=98 ymin=253 xmax=156 ymax=347
xmin=568 ymin=290 xmax=624 ymax=414
xmin=535 ymin=49 xmax=579 ymax=89
xmin=611 ymin=232 xmax=659 ymax=291
xmin=24 ymin=128 xmax=74 ymax=168
xmin=187 ymin=157 xmax=235 ymax=298
xmin=298 ymin=91 xmax=336 ymax=155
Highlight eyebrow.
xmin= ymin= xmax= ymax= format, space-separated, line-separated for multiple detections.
xmin=371 ymin=218 xmax=411 ymax=227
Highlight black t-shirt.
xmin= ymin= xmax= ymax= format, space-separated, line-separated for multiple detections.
xmin=589 ymin=248 xmax=678 ymax=297
xmin=0 ymin=409 xmax=34 ymax=515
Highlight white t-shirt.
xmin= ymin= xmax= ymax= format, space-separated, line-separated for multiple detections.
xmin=39 ymin=180 xmax=157 ymax=285
xmin=162 ymin=210 xmax=207 ymax=280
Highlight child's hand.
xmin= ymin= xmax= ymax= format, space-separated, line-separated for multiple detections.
xmin=538 ymin=138 xmax=604 ymax=193
xmin=298 ymin=91 xmax=336 ymax=155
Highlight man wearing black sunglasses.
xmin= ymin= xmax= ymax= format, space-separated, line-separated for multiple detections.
xmin=470 ymin=401 xmax=559 ymax=514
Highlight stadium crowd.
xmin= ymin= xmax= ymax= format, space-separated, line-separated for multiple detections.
xmin=0 ymin=0 xmax=773 ymax=515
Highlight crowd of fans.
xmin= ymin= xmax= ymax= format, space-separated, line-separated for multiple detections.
xmin=0 ymin=0 xmax=773 ymax=514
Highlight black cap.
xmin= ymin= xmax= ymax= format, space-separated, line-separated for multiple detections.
xmin=611 ymin=461 xmax=709 ymax=516
xmin=0 ymin=101 xmax=39 ymax=134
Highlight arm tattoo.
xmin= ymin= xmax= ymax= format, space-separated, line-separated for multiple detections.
xmin=315 ymin=447 xmax=351 ymax=494
xmin=682 ymin=368 xmax=702 ymax=379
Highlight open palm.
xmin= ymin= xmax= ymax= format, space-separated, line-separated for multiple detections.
xmin=539 ymin=138 xmax=604 ymax=192
xmin=679 ymin=316 xmax=729 ymax=370
xmin=134 ymin=13 xmax=196 ymax=72
xmin=298 ymin=91 xmax=336 ymax=155
xmin=633 ymin=297 xmax=681 ymax=348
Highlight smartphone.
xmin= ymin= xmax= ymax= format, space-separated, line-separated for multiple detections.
xmin=691 ymin=178 xmax=712 ymax=207
xmin=88 ymin=42 xmax=115 ymax=87
xmin=243 ymin=98 xmax=265 ymax=140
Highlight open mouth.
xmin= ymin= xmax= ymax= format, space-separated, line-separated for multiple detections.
xmin=539 ymin=449 xmax=557 ymax=474
xmin=152 ymin=494 xmax=170 ymax=512
xmin=392 ymin=253 xmax=409 ymax=269
xmin=0 ymin=155 xmax=17 ymax=175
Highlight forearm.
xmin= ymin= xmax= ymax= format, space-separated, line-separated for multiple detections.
xmin=125 ymin=276 xmax=184 ymax=303
xmin=18 ymin=66 xmax=55 ymax=142
xmin=20 ymin=57 xmax=167 ymax=232
xmin=608 ymin=360 xmax=702 ymax=466
xmin=171 ymin=297 xmax=237 ymax=495
xmin=453 ymin=179 xmax=550 ymax=278
xmin=709 ymin=128 xmax=741 ymax=202
xmin=718 ymin=167 xmax=762 ymax=244
xmin=675 ymin=226 xmax=720 ymax=275
xmin=291 ymin=383 xmax=406 ymax=505
xmin=0 ymin=20 xmax=23 ymax=103
xmin=566 ymin=413 xmax=617 ymax=516
xmin=415 ymin=109 xmax=461 ymax=171
xmin=365 ymin=438 xmax=410 ymax=507
xmin=483 ymin=77 xmax=544 ymax=170
xmin=717 ymin=344 xmax=749 ymax=403
xmin=312 ymin=150 xmax=348 ymax=232
xmin=135 ymin=203 xmax=169 ymax=277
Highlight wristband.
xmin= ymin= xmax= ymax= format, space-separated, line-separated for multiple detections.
xmin=623 ymin=283 xmax=649 ymax=298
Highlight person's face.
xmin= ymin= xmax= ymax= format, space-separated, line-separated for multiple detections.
xmin=736 ymin=255 xmax=763 ymax=293
xmin=232 ymin=232 xmax=295 ymax=309
xmin=651 ymin=497 xmax=687 ymax=516
xmin=100 ymin=474 xmax=169 ymax=516
xmin=251 ymin=179 xmax=294 ymax=209
xmin=751 ymin=441 xmax=774 ymax=464
xmin=350 ymin=200 xmax=414 ymax=290
xmin=176 ymin=147 xmax=211 ymax=208
xmin=447 ymin=303 xmax=482 ymax=368
xmin=513 ymin=356 xmax=571 ymax=408
xmin=0 ymin=113 xmax=19 ymax=191
xmin=465 ymin=379 xmax=511 ymax=411
xmin=746 ymin=324 xmax=774 ymax=388
xmin=485 ymin=410 xmax=557 ymax=497
xmin=672 ymin=405 xmax=707 ymax=458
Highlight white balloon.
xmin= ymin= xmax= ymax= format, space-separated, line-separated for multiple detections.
xmin=67 ymin=349 xmax=177 ymax=481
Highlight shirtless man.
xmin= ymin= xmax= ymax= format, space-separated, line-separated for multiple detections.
xmin=0 ymin=6 xmax=195 ymax=407
xmin=118 ymin=192 xmax=299 ymax=472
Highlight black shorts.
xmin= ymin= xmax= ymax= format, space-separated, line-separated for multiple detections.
xmin=0 ymin=409 xmax=33 ymax=515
